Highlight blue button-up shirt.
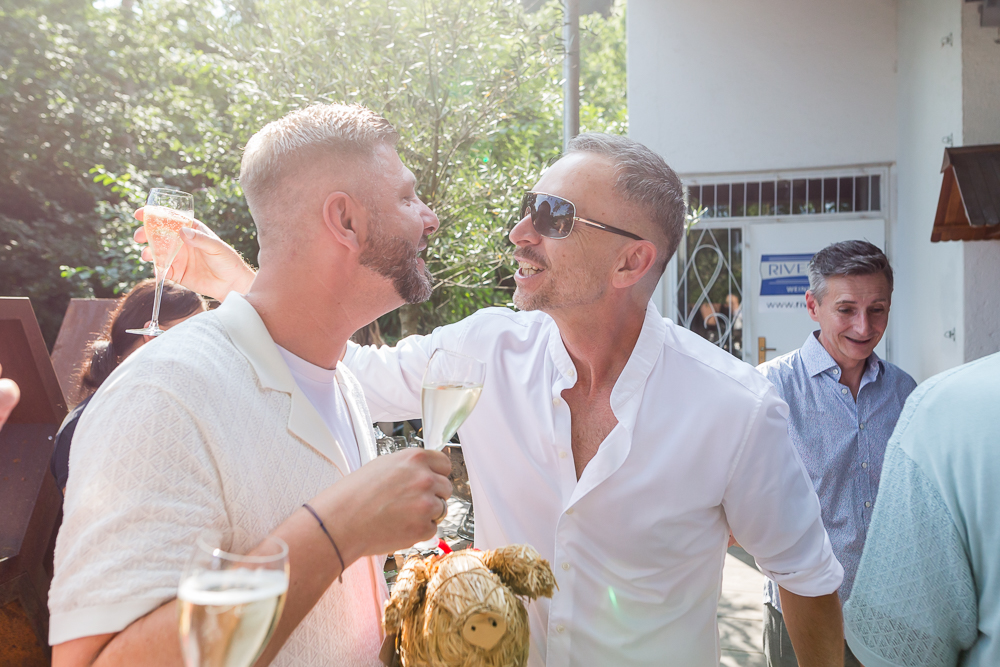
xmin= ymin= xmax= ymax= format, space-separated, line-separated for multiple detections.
xmin=760 ymin=331 xmax=916 ymax=610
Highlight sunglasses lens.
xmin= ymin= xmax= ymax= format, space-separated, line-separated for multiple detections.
xmin=524 ymin=193 xmax=574 ymax=239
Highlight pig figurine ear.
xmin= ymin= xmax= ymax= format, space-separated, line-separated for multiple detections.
xmin=483 ymin=545 xmax=557 ymax=600
xmin=384 ymin=557 xmax=431 ymax=635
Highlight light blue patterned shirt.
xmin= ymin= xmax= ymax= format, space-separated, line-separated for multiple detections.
xmin=759 ymin=331 xmax=916 ymax=610
xmin=845 ymin=351 xmax=1000 ymax=667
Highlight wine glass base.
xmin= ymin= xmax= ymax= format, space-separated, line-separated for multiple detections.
xmin=125 ymin=327 xmax=165 ymax=337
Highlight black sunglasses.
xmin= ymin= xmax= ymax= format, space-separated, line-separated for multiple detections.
xmin=518 ymin=191 xmax=645 ymax=242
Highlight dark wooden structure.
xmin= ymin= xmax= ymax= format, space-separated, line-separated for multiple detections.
xmin=51 ymin=298 xmax=117 ymax=408
xmin=0 ymin=297 xmax=67 ymax=665
xmin=932 ymin=144 xmax=1000 ymax=242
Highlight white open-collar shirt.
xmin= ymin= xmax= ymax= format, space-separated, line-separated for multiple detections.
xmin=345 ymin=301 xmax=842 ymax=667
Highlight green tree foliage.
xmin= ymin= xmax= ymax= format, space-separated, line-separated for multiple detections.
xmin=0 ymin=0 xmax=627 ymax=346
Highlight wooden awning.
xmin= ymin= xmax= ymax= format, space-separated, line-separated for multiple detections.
xmin=931 ymin=144 xmax=1000 ymax=242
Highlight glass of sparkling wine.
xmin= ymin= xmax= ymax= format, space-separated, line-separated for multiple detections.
xmin=421 ymin=349 xmax=485 ymax=451
xmin=126 ymin=187 xmax=195 ymax=337
xmin=408 ymin=350 xmax=485 ymax=552
xmin=177 ymin=534 xmax=289 ymax=667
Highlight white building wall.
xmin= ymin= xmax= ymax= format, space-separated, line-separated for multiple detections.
xmin=961 ymin=1 xmax=1000 ymax=363
xmin=628 ymin=0 xmax=898 ymax=174
xmin=892 ymin=0 xmax=965 ymax=380
xmin=627 ymin=0 xmax=977 ymax=380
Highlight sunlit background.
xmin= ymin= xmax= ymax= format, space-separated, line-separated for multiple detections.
xmin=0 ymin=0 xmax=626 ymax=346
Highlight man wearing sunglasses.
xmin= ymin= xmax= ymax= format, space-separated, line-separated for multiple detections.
xmin=144 ymin=132 xmax=845 ymax=667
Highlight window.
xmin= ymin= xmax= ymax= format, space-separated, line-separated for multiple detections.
xmin=688 ymin=173 xmax=883 ymax=219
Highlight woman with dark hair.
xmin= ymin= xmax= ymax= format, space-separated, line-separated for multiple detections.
xmin=51 ymin=279 xmax=207 ymax=492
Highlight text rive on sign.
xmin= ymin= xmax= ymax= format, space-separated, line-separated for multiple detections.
xmin=758 ymin=254 xmax=812 ymax=313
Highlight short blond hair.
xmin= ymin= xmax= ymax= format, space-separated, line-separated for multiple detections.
xmin=239 ymin=103 xmax=399 ymax=220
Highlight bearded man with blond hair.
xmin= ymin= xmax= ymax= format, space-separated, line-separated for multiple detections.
xmin=49 ymin=104 xmax=452 ymax=667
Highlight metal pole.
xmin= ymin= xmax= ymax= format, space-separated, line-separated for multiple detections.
xmin=563 ymin=0 xmax=580 ymax=151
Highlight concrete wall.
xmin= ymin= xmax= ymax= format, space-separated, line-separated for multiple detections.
xmin=628 ymin=0 xmax=898 ymax=175
xmin=961 ymin=1 xmax=1000 ymax=362
xmin=892 ymin=0 xmax=965 ymax=380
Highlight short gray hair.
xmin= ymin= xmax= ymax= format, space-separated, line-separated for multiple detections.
xmin=240 ymin=103 xmax=399 ymax=220
xmin=566 ymin=133 xmax=685 ymax=274
xmin=808 ymin=240 xmax=893 ymax=303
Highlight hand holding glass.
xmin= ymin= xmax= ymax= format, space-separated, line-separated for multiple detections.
xmin=177 ymin=534 xmax=289 ymax=667
xmin=127 ymin=188 xmax=195 ymax=336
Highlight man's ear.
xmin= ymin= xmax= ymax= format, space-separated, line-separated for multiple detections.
xmin=612 ymin=240 xmax=659 ymax=289
xmin=322 ymin=191 xmax=363 ymax=252
xmin=805 ymin=289 xmax=821 ymax=323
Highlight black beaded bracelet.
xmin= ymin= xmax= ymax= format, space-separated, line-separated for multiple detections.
xmin=302 ymin=503 xmax=345 ymax=584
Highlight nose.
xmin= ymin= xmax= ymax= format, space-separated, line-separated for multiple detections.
xmin=854 ymin=310 xmax=873 ymax=337
xmin=509 ymin=212 xmax=539 ymax=247
xmin=421 ymin=199 xmax=440 ymax=237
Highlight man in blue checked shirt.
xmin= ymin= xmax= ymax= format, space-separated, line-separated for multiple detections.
xmin=757 ymin=240 xmax=917 ymax=667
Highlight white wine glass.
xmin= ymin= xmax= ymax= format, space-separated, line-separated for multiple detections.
xmin=177 ymin=534 xmax=289 ymax=667
xmin=420 ymin=349 xmax=486 ymax=452
xmin=406 ymin=350 xmax=485 ymax=553
xmin=127 ymin=187 xmax=195 ymax=337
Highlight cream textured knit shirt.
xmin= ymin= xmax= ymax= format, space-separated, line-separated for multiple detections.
xmin=49 ymin=293 xmax=387 ymax=666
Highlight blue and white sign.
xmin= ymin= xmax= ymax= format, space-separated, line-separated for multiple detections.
xmin=759 ymin=254 xmax=813 ymax=312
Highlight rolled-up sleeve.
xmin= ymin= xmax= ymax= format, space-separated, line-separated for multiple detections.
xmin=723 ymin=387 xmax=844 ymax=597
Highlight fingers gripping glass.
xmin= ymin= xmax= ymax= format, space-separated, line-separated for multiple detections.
xmin=518 ymin=191 xmax=645 ymax=241
xmin=127 ymin=188 xmax=195 ymax=337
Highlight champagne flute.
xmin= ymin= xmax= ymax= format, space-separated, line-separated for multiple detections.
xmin=177 ymin=534 xmax=289 ymax=667
xmin=406 ymin=350 xmax=485 ymax=553
xmin=127 ymin=187 xmax=195 ymax=337
xmin=420 ymin=349 xmax=486 ymax=452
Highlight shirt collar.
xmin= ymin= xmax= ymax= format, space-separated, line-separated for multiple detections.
xmin=612 ymin=300 xmax=667 ymax=414
xmin=545 ymin=299 xmax=666 ymax=418
xmin=214 ymin=292 xmax=296 ymax=393
xmin=215 ymin=292 xmax=365 ymax=473
xmin=801 ymin=330 xmax=884 ymax=380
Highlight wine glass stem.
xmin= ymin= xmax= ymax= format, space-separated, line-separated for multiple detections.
xmin=150 ymin=267 xmax=167 ymax=330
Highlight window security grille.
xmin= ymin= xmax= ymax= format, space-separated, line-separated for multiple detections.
xmin=687 ymin=175 xmax=882 ymax=218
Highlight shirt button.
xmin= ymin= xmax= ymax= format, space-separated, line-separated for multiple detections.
xmin=862 ymin=462 xmax=868 ymax=469
xmin=556 ymin=625 xmax=566 ymax=633
xmin=566 ymin=508 xmax=574 ymax=515
xmin=833 ymin=368 xmax=840 ymax=375
xmin=859 ymin=422 xmax=865 ymax=430
xmin=558 ymin=450 xmax=568 ymax=459
xmin=841 ymin=387 xmax=849 ymax=395
xmin=864 ymin=501 xmax=872 ymax=508
xmin=552 ymin=396 xmax=561 ymax=406
xmin=561 ymin=562 xmax=571 ymax=571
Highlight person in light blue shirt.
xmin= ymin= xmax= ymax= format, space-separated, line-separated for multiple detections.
xmin=757 ymin=240 xmax=917 ymax=667
xmin=844 ymin=351 xmax=1000 ymax=667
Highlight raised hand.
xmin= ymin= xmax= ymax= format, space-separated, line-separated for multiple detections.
xmin=133 ymin=208 xmax=257 ymax=301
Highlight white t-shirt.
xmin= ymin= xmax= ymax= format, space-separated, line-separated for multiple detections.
xmin=277 ymin=346 xmax=361 ymax=473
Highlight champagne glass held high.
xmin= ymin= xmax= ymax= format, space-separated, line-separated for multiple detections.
xmin=177 ymin=534 xmax=289 ymax=667
xmin=126 ymin=188 xmax=195 ymax=337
